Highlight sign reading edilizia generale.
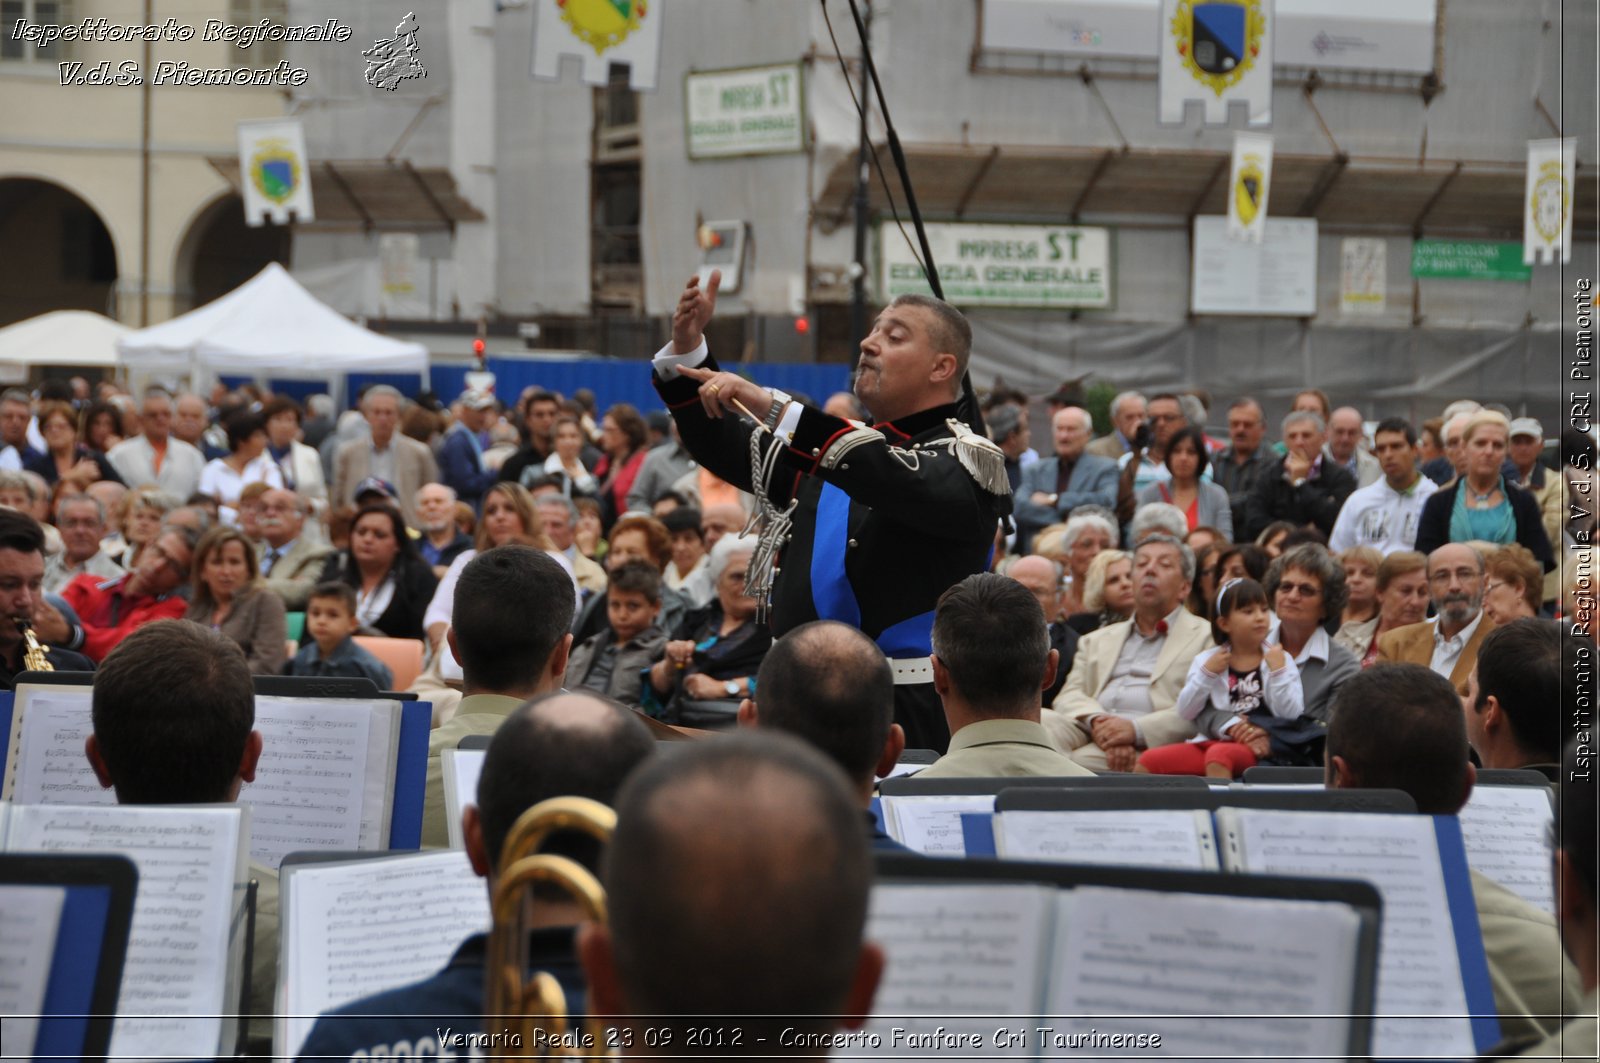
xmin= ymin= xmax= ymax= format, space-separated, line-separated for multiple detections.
xmin=685 ymin=63 xmax=805 ymax=159
xmin=878 ymin=222 xmax=1113 ymax=309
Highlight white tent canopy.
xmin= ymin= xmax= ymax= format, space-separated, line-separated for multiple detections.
xmin=116 ymin=263 xmax=429 ymax=379
xmin=0 ymin=310 xmax=130 ymax=382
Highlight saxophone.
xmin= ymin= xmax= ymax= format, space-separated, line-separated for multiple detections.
xmin=15 ymin=617 xmax=52 ymax=672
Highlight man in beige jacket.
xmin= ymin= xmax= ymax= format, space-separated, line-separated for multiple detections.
xmin=1042 ymin=534 xmax=1212 ymax=771
xmin=332 ymin=385 xmax=439 ymax=525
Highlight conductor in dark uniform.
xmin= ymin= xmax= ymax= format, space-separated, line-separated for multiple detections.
xmin=651 ymin=271 xmax=1010 ymax=751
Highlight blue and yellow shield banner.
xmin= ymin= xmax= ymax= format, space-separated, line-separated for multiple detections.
xmin=1160 ymin=0 xmax=1273 ymax=126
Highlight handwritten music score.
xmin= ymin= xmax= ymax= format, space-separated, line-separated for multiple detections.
xmin=4 ymin=804 xmax=243 ymax=1063
xmin=1220 ymin=808 xmax=1476 ymax=1061
xmin=282 ymin=849 xmax=488 ymax=1058
xmin=880 ymin=795 xmax=993 ymax=856
xmin=1045 ymin=886 xmax=1358 ymax=1062
xmin=1458 ymin=785 xmax=1555 ymax=914
xmin=995 ymin=809 xmax=1219 ymax=870
xmin=0 ymin=884 xmax=65 ymax=1059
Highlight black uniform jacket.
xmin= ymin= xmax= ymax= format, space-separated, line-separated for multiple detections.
xmin=655 ymin=354 xmax=1009 ymax=654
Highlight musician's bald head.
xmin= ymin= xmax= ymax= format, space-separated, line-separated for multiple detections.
xmin=741 ymin=620 xmax=901 ymax=798
xmin=579 ymin=732 xmax=882 ymax=1047
xmin=467 ymin=690 xmax=654 ymax=877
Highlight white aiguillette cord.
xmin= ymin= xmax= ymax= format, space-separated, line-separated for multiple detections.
xmin=727 ymin=395 xmax=796 ymax=627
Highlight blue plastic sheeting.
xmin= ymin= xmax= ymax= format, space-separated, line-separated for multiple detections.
xmin=225 ymin=358 xmax=856 ymax=415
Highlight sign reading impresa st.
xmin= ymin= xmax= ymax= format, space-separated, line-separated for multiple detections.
xmin=685 ymin=63 xmax=805 ymax=159
xmin=878 ymin=222 xmax=1112 ymax=308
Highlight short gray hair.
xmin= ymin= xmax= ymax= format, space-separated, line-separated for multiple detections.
xmin=1442 ymin=411 xmax=1475 ymax=446
xmin=157 ymin=519 xmax=204 ymax=557
xmin=58 ymin=493 xmax=105 ymax=525
xmin=361 ymin=384 xmax=404 ymax=409
xmin=1057 ymin=406 xmax=1093 ymax=433
xmin=129 ymin=488 xmax=180 ymax=514
xmin=1135 ymin=532 xmax=1196 ymax=583
xmin=1177 ymin=394 xmax=1207 ymax=427
xmin=1130 ymin=502 xmax=1187 ymax=544
xmin=164 ymin=506 xmax=213 ymax=537
xmin=1282 ymin=410 xmax=1325 ymax=436
xmin=18 ymin=471 xmax=48 ymax=503
xmin=1061 ymin=511 xmax=1117 ymax=552
xmin=707 ymin=532 xmax=758 ymax=584
xmin=1000 ymin=553 xmax=1063 ymax=583
xmin=1110 ymin=390 xmax=1146 ymax=419
xmin=416 ymin=483 xmax=457 ymax=504
xmin=0 ymin=470 xmax=37 ymax=501
xmin=536 ymin=493 xmax=579 ymax=522
xmin=986 ymin=404 xmax=1024 ymax=443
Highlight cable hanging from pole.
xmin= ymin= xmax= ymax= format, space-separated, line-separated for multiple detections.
xmin=826 ymin=0 xmax=988 ymax=437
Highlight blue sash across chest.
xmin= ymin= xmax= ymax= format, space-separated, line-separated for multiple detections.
xmin=808 ymin=483 xmax=935 ymax=659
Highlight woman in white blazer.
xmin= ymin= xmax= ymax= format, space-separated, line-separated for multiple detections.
xmin=263 ymin=396 xmax=329 ymax=515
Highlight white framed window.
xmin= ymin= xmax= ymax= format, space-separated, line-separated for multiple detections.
xmin=2 ymin=0 xmax=73 ymax=64
xmin=227 ymin=0 xmax=286 ymax=68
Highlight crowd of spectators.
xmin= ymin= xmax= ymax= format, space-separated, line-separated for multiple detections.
xmin=1 ymin=369 xmax=1592 ymax=1059
xmin=0 ymin=375 xmax=1588 ymax=757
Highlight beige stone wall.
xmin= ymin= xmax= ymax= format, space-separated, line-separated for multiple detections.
xmin=0 ymin=0 xmax=291 ymax=325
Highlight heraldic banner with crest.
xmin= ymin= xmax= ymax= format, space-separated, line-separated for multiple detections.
xmin=1523 ymin=137 xmax=1576 ymax=266
xmin=1159 ymin=0 xmax=1273 ymax=126
xmin=1228 ymin=131 xmax=1274 ymax=243
xmin=531 ymin=0 xmax=661 ymax=91
xmin=237 ymin=118 xmax=315 ymax=227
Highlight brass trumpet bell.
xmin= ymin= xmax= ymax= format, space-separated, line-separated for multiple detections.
xmin=485 ymin=796 xmax=616 ymax=1060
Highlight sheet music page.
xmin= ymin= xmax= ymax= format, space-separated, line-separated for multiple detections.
xmin=5 ymin=804 xmax=242 ymax=1063
xmin=242 ymin=699 xmax=374 ymax=869
xmin=442 ymin=749 xmax=485 ymax=851
xmin=995 ymin=810 xmax=1219 ymax=870
xmin=864 ymin=883 xmax=1054 ymax=1057
xmin=283 ymin=849 xmax=488 ymax=1058
xmin=881 ymin=795 xmax=993 ymax=856
xmin=0 ymin=884 xmax=66 ymax=1059
xmin=1221 ymin=808 xmax=1475 ymax=1060
xmin=1457 ymin=786 xmax=1555 ymax=914
xmin=1043 ymin=886 xmax=1357 ymax=1062
xmin=357 ymin=700 xmax=397 ymax=849
xmin=11 ymin=692 xmax=115 ymax=806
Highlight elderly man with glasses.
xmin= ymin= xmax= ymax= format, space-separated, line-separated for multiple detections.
xmin=1375 ymin=542 xmax=1496 ymax=695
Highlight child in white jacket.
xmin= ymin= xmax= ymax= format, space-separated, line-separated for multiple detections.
xmin=1138 ymin=578 xmax=1304 ymax=778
